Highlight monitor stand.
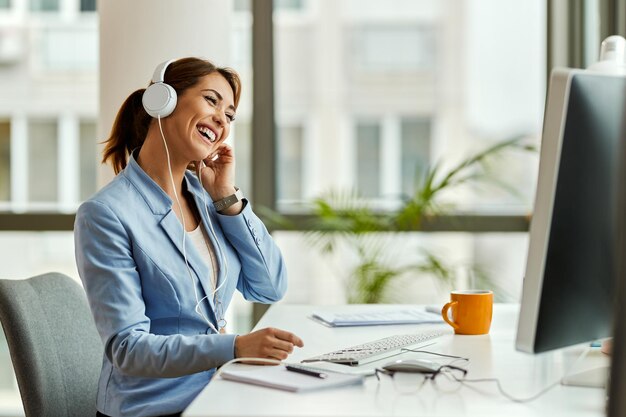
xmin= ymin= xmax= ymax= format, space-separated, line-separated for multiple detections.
xmin=561 ymin=345 xmax=610 ymax=388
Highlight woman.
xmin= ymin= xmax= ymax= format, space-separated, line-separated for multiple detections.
xmin=75 ymin=57 xmax=303 ymax=417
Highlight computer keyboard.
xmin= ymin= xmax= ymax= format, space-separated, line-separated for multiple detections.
xmin=301 ymin=330 xmax=445 ymax=366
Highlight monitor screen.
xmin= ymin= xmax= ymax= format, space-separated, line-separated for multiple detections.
xmin=516 ymin=68 xmax=626 ymax=354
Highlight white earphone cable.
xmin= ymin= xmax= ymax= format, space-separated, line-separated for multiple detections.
xmin=213 ymin=358 xmax=284 ymax=380
xmin=197 ymin=162 xmax=229 ymax=294
xmin=157 ymin=115 xmax=223 ymax=334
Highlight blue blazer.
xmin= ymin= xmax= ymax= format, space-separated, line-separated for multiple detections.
xmin=74 ymin=153 xmax=287 ymax=417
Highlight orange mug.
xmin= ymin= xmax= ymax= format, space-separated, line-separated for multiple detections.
xmin=441 ymin=290 xmax=493 ymax=335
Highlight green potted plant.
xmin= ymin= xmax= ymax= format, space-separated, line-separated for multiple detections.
xmin=263 ymin=137 xmax=535 ymax=304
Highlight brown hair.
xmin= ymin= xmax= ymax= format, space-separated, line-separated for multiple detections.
xmin=102 ymin=57 xmax=242 ymax=174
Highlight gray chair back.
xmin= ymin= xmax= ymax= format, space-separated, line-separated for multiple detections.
xmin=0 ymin=272 xmax=102 ymax=417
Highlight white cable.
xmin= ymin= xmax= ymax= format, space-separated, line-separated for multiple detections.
xmin=196 ymin=162 xmax=229 ymax=294
xmin=440 ymin=346 xmax=594 ymax=403
xmin=195 ymin=162 xmax=231 ymax=329
xmin=157 ymin=115 xmax=220 ymax=334
xmin=445 ymin=370 xmax=561 ymax=403
xmin=213 ymin=357 xmax=284 ymax=380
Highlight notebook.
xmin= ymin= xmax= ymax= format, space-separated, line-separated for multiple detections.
xmin=219 ymin=364 xmax=364 ymax=392
xmin=311 ymin=308 xmax=444 ymax=327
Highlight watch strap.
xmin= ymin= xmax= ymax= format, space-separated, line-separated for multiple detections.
xmin=213 ymin=187 xmax=243 ymax=212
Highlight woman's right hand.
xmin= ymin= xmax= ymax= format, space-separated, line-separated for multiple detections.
xmin=234 ymin=327 xmax=304 ymax=361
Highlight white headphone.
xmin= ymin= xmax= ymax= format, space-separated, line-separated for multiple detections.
xmin=142 ymin=59 xmax=178 ymax=118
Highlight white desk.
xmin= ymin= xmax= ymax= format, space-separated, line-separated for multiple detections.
xmin=184 ymin=304 xmax=607 ymax=417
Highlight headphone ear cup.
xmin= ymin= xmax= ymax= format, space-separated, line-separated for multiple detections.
xmin=142 ymin=82 xmax=177 ymax=118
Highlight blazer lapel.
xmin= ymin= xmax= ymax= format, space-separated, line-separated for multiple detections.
xmin=123 ymin=155 xmax=220 ymax=326
xmin=159 ymin=210 xmax=218 ymax=322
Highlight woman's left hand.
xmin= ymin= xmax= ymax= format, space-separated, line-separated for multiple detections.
xmin=199 ymin=144 xmax=236 ymax=198
xmin=199 ymin=144 xmax=242 ymax=215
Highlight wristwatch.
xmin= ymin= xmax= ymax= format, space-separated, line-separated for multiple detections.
xmin=213 ymin=187 xmax=244 ymax=212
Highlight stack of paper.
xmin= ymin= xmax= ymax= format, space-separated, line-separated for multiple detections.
xmin=220 ymin=364 xmax=364 ymax=392
xmin=311 ymin=308 xmax=444 ymax=327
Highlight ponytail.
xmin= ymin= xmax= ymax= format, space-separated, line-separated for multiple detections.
xmin=102 ymin=88 xmax=151 ymax=174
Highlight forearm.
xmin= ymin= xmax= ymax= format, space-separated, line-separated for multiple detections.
xmin=108 ymin=330 xmax=237 ymax=378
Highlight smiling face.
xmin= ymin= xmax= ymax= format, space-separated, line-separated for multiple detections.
xmin=162 ymin=71 xmax=236 ymax=162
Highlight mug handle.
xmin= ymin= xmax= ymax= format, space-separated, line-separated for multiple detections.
xmin=441 ymin=301 xmax=459 ymax=330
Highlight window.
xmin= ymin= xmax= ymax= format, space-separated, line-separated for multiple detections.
xmin=276 ymin=231 xmax=528 ymax=304
xmin=232 ymin=24 xmax=252 ymax=69
xmin=232 ymin=122 xmax=252 ymax=200
xmin=356 ymin=122 xmax=381 ymax=198
xmin=268 ymin=0 xmax=547 ymax=309
xmin=80 ymin=0 xmax=96 ymax=12
xmin=274 ymin=0 xmax=304 ymax=11
xmin=400 ymin=117 xmax=430 ymax=198
xmin=29 ymin=0 xmax=59 ymax=12
xmin=0 ymin=120 xmax=9 ymax=202
xmin=28 ymin=120 xmax=58 ymax=203
xmin=349 ymin=26 xmax=436 ymax=73
xmin=234 ymin=0 xmax=250 ymax=12
xmin=39 ymin=27 xmax=98 ymax=71
xmin=273 ymin=0 xmax=545 ymax=213
xmin=79 ymin=121 xmax=97 ymax=201
xmin=277 ymin=125 xmax=304 ymax=202
xmin=231 ymin=0 xmax=252 ymax=199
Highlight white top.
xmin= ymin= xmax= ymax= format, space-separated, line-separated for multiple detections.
xmin=188 ymin=223 xmax=218 ymax=290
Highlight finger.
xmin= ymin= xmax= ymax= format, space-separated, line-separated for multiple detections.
xmin=204 ymin=144 xmax=230 ymax=161
xmin=270 ymin=337 xmax=295 ymax=354
xmin=273 ymin=329 xmax=304 ymax=348
xmin=202 ymin=154 xmax=218 ymax=166
xmin=217 ymin=145 xmax=235 ymax=158
xmin=210 ymin=143 xmax=230 ymax=155
xmin=217 ymin=143 xmax=232 ymax=153
xmin=294 ymin=336 xmax=304 ymax=348
xmin=267 ymin=349 xmax=290 ymax=361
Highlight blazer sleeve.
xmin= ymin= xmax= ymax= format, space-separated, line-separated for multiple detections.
xmin=75 ymin=200 xmax=237 ymax=378
xmin=216 ymin=200 xmax=287 ymax=303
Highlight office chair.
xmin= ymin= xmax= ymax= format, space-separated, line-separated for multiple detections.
xmin=0 ymin=272 xmax=103 ymax=417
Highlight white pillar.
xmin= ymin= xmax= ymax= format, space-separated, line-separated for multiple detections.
xmin=58 ymin=113 xmax=78 ymax=212
xmin=10 ymin=114 xmax=27 ymax=212
xmin=98 ymin=0 xmax=232 ymax=187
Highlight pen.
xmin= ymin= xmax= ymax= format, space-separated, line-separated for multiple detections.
xmin=285 ymin=365 xmax=328 ymax=379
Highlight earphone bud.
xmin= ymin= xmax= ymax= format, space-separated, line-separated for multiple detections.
xmin=142 ymin=60 xmax=178 ymax=118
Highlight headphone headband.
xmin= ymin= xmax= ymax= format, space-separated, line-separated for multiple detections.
xmin=152 ymin=59 xmax=175 ymax=84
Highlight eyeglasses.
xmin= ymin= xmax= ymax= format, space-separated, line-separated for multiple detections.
xmin=375 ymin=364 xmax=468 ymax=394
xmin=375 ymin=364 xmax=467 ymax=381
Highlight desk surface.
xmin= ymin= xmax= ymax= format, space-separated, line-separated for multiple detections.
xmin=184 ymin=304 xmax=607 ymax=417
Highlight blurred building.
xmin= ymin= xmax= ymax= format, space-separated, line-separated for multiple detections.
xmin=0 ymin=0 xmax=98 ymax=213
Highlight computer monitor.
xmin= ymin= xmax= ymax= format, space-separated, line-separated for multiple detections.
xmin=608 ymin=132 xmax=626 ymax=413
xmin=516 ymin=68 xmax=626 ymax=358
